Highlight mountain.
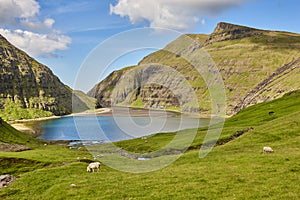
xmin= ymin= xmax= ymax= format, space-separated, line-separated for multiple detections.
xmin=72 ymin=90 xmax=97 ymax=113
xmin=0 ymin=34 xmax=94 ymax=119
xmin=88 ymin=22 xmax=300 ymax=116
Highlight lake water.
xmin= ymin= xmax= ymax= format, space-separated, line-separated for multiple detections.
xmin=38 ymin=115 xmax=209 ymax=143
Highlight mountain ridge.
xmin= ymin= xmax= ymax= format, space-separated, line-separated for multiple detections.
xmin=88 ymin=22 xmax=300 ymax=116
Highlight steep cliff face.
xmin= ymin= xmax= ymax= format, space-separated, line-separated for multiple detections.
xmin=88 ymin=67 xmax=134 ymax=108
xmin=0 ymin=34 xmax=89 ymax=116
xmin=203 ymin=22 xmax=263 ymax=46
xmin=88 ymin=22 xmax=300 ymax=116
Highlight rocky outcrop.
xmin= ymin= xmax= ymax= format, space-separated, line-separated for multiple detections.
xmin=203 ymin=22 xmax=263 ymax=46
xmin=0 ymin=143 xmax=31 ymax=152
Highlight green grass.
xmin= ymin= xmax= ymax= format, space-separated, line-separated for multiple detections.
xmin=0 ymin=121 xmax=39 ymax=146
xmin=0 ymin=90 xmax=299 ymax=199
xmin=0 ymin=101 xmax=53 ymax=121
xmin=130 ymin=97 xmax=144 ymax=107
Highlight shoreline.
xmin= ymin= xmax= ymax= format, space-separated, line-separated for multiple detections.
xmin=66 ymin=108 xmax=112 ymax=116
xmin=8 ymin=115 xmax=62 ymax=124
xmin=9 ymin=108 xmax=112 ymax=134
xmin=9 ymin=116 xmax=62 ymax=136
xmin=9 ymin=108 xmax=112 ymax=124
xmin=9 ymin=107 xmax=211 ymax=139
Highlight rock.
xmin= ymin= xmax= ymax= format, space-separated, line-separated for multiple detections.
xmin=0 ymin=174 xmax=16 ymax=189
xmin=203 ymin=22 xmax=263 ymax=46
xmin=0 ymin=143 xmax=31 ymax=152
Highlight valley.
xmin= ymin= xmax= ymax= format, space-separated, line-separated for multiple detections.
xmin=0 ymin=22 xmax=299 ymax=199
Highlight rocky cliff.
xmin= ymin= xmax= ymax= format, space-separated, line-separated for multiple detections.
xmin=88 ymin=22 xmax=300 ymax=116
xmin=0 ymin=34 xmax=93 ymax=117
xmin=203 ymin=22 xmax=263 ymax=46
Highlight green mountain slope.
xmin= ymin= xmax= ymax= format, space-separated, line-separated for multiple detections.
xmin=88 ymin=22 xmax=300 ymax=116
xmin=0 ymin=34 xmax=95 ymax=120
xmin=0 ymin=119 xmax=39 ymax=150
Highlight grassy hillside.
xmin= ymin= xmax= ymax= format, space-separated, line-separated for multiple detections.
xmin=0 ymin=119 xmax=42 ymax=154
xmin=104 ymin=90 xmax=300 ymax=155
xmin=0 ymin=90 xmax=299 ymax=199
xmin=89 ymin=22 xmax=300 ymax=116
xmin=139 ymin=26 xmax=300 ymax=115
xmin=0 ymin=120 xmax=39 ymax=146
xmin=0 ymin=34 xmax=95 ymax=120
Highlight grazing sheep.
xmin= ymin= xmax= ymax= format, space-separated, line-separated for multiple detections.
xmin=263 ymin=146 xmax=274 ymax=153
xmin=87 ymin=162 xmax=101 ymax=172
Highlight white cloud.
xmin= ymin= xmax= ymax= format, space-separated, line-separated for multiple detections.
xmin=0 ymin=0 xmax=71 ymax=57
xmin=110 ymin=0 xmax=245 ymax=30
xmin=0 ymin=0 xmax=43 ymax=28
xmin=19 ymin=18 xmax=56 ymax=31
xmin=0 ymin=28 xmax=72 ymax=57
xmin=44 ymin=18 xmax=55 ymax=29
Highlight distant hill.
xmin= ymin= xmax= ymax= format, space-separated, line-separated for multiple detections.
xmin=88 ymin=22 xmax=300 ymax=116
xmin=0 ymin=34 xmax=95 ymax=120
xmin=72 ymin=90 xmax=96 ymax=113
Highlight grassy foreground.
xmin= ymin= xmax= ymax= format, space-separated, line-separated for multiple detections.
xmin=0 ymin=91 xmax=300 ymax=199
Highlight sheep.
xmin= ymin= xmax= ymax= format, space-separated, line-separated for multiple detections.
xmin=263 ymin=146 xmax=274 ymax=153
xmin=87 ymin=162 xmax=101 ymax=172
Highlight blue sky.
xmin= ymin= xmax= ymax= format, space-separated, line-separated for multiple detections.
xmin=0 ymin=0 xmax=299 ymax=92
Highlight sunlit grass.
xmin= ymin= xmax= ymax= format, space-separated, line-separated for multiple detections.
xmin=0 ymin=90 xmax=299 ymax=199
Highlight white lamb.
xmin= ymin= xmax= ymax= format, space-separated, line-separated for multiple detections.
xmin=87 ymin=162 xmax=101 ymax=172
xmin=263 ymin=146 xmax=274 ymax=153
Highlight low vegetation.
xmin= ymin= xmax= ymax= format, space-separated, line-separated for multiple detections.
xmin=0 ymin=90 xmax=299 ymax=199
xmin=0 ymin=101 xmax=53 ymax=121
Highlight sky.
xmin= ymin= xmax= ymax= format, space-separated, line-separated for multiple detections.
xmin=0 ymin=0 xmax=299 ymax=92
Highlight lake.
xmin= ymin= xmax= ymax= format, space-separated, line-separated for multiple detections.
xmin=37 ymin=108 xmax=210 ymax=143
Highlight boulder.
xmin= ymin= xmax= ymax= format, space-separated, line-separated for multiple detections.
xmin=0 ymin=174 xmax=16 ymax=189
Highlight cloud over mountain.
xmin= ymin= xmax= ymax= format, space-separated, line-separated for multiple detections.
xmin=110 ymin=0 xmax=245 ymax=30
xmin=0 ymin=28 xmax=71 ymax=57
xmin=0 ymin=0 xmax=71 ymax=57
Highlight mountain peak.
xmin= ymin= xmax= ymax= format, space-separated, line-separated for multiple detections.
xmin=204 ymin=22 xmax=262 ymax=46
xmin=213 ymin=22 xmax=255 ymax=33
